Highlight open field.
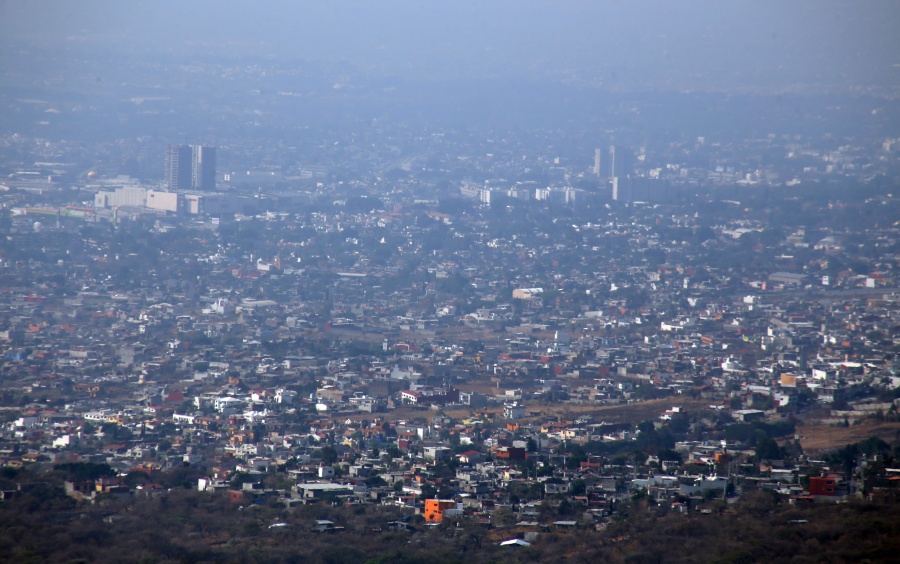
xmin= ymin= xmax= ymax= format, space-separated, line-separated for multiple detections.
xmin=795 ymin=420 xmax=900 ymax=453
xmin=518 ymin=397 xmax=711 ymax=425
xmin=345 ymin=396 xmax=900 ymax=454
xmin=340 ymin=397 xmax=714 ymax=427
xmin=442 ymin=397 xmax=711 ymax=426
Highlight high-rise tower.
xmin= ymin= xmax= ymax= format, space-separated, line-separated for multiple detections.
xmin=608 ymin=145 xmax=633 ymax=182
xmin=191 ymin=145 xmax=216 ymax=191
xmin=164 ymin=145 xmax=192 ymax=190
xmin=165 ymin=144 xmax=216 ymax=191
xmin=608 ymin=145 xmax=617 ymax=181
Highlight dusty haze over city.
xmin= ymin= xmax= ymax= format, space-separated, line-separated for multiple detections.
xmin=1 ymin=2 xmax=900 ymax=563
xmin=3 ymin=1 xmax=900 ymax=90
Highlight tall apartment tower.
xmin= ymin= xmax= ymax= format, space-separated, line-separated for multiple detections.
xmin=191 ymin=145 xmax=216 ymax=191
xmin=593 ymin=148 xmax=602 ymax=176
xmin=608 ymin=145 xmax=617 ymax=180
xmin=165 ymin=144 xmax=216 ymax=191
xmin=608 ymin=145 xmax=634 ymax=182
xmin=164 ymin=145 xmax=193 ymax=190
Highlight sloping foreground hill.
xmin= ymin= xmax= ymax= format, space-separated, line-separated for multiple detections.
xmin=0 ymin=474 xmax=898 ymax=563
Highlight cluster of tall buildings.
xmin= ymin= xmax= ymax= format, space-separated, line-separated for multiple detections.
xmin=592 ymin=145 xmax=669 ymax=202
xmin=594 ymin=145 xmax=629 ymax=200
xmin=165 ymin=144 xmax=216 ymax=191
xmin=593 ymin=145 xmax=630 ymax=183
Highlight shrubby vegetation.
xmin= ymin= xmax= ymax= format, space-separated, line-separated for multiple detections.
xmin=0 ymin=458 xmax=899 ymax=563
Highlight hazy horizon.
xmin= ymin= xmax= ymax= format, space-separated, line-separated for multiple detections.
xmin=2 ymin=1 xmax=899 ymax=94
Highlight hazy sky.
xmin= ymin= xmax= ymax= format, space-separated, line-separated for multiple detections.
xmin=2 ymin=1 xmax=899 ymax=91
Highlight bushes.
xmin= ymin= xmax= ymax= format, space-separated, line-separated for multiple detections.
xmin=52 ymin=462 xmax=115 ymax=482
xmin=1 ymin=466 xmax=899 ymax=563
xmin=723 ymin=420 xmax=795 ymax=445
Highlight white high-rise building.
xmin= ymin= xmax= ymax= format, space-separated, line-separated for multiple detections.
xmin=191 ymin=145 xmax=216 ymax=191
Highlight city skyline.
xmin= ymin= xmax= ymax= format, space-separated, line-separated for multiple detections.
xmin=0 ymin=3 xmax=897 ymax=562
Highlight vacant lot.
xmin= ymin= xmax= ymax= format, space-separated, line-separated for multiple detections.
xmin=443 ymin=397 xmax=712 ymax=426
xmin=795 ymin=419 xmax=900 ymax=453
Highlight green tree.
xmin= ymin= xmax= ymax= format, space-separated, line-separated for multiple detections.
xmin=419 ymin=484 xmax=436 ymax=501
xmin=124 ymin=470 xmax=151 ymax=487
xmin=570 ymin=479 xmax=587 ymax=496
xmin=320 ymin=446 xmax=338 ymax=465
xmin=366 ymin=476 xmax=388 ymax=488
xmin=755 ymin=437 xmax=784 ymax=460
xmin=54 ymin=462 xmax=116 ymax=481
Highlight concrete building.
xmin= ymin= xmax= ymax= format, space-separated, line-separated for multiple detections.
xmin=166 ymin=144 xmax=215 ymax=191
xmin=191 ymin=145 xmax=216 ymax=191
xmin=165 ymin=145 xmax=193 ymax=190
xmin=424 ymin=499 xmax=461 ymax=523
xmin=146 ymin=190 xmax=181 ymax=213
xmin=94 ymin=186 xmax=146 ymax=208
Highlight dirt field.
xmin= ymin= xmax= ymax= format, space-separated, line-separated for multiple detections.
xmin=523 ymin=397 xmax=710 ymax=424
xmin=343 ymin=395 xmax=900 ymax=453
xmin=337 ymin=397 xmax=713 ymax=426
xmin=441 ymin=397 xmax=712 ymax=426
xmin=795 ymin=420 xmax=900 ymax=453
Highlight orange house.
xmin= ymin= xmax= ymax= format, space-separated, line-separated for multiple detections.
xmin=424 ymin=499 xmax=457 ymax=523
xmin=809 ymin=475 xmax=838 ymax=496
